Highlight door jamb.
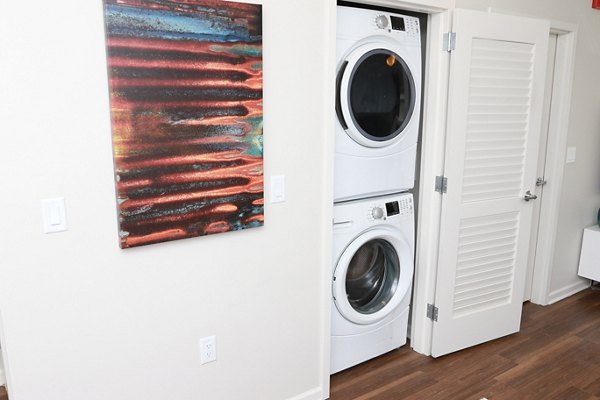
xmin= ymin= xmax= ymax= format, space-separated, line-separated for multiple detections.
xmin=530 ymin=21 xmax=578 ymax=305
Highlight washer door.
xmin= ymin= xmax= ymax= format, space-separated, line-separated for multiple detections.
xmin=336 ymin=42 xmax=416 ymax=148
xmin=333 ymin=226 xmax=413 ymax=325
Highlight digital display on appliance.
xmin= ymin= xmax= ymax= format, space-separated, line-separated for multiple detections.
xmin=390 ymin=16 xmax=405 ymax=31
xmin=386 ymin=201 xmax=400 ymax=216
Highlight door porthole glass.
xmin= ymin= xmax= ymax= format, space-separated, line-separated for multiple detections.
xmin=345 ymin=238 xmax=400 ymax=315
xmin=347 ymin=49 xmax=415 ymax=142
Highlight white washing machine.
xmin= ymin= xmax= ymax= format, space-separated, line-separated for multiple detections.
xmin=335 ymin=6 xmax=422 ymax=202
xmin=331 ymin=192 xmax=414 ymax=374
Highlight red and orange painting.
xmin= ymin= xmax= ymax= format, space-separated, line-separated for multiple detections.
xmin=103 ymin=0 xmax=263 ymax=248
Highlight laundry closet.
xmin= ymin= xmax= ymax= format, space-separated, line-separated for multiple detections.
xmin=331 ymin=3 xmax=424 ymax=373
xmin=328 ymin=0 xmax=577 ymax=377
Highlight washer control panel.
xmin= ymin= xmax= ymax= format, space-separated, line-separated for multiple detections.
xmin=367 ymin=196 xmax=413 ymax=221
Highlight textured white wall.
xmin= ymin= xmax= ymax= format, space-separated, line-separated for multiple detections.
xmin=454 ymin=0 xmax=600 ymax=299
xmin=0 ymin=1 xmax=333 ymax=399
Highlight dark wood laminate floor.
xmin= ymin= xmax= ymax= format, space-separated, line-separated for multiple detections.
xmin=0 ymin=290 xmax=597 ymax=400
xmin=330 ymin=289 xmax=600 ymax=400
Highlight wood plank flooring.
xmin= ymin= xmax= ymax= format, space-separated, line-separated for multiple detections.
xmin=330 ymin=289 xmax=600 ymax=400
xmin=0 ymin=290 xmax=597 ymax=400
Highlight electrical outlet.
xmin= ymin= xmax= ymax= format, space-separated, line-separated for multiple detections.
xmin=199 ymin=335 xmax=217 ymax=365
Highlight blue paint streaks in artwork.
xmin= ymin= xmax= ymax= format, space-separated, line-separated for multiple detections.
xmin=230 ymin=216 xmax=263 ymax=231
xmin=209 ymin=44 xmax=262 ymax=58
xmin=105 ymin=4 xmax=258 ymax=42
xmin=238 ymin=116 xmax=263 ymax=157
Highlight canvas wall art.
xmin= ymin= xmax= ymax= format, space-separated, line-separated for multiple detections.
xmin=103 ymin=0 xmax=263 ymax=248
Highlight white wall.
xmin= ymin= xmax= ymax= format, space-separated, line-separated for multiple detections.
xmin=454 ymin=0 xmax=600 ymax=300
xmin=0 ymin=1 xmax=333 ymax=399
xmin=0 ymin=350 xmax=5 ymax=386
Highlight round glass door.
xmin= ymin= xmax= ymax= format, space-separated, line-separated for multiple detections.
xmin=347 ymin=49 xmax=415 ymax=142
xmin=333 ymin=227 xmax=413 ymax=325
xmin=345 ymin=238 xmax=400 ymax=315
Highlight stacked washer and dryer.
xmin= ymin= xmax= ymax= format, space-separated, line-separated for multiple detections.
xmin=331 ymin=5 xmax=422 ymax=374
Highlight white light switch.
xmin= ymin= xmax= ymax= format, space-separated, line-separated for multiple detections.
xmin=42 ymin=198 xmax=68 ymax=233
xmin=566 ymin=147 xmax=577 ymax=164
xmin=270 ymin=175 xmax=285 ymax=203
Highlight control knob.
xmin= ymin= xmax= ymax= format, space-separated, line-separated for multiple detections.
xmin=375 ymin=15 xmax=389 ymax=29
xmin=371 ymin=206 xmax=384 ymax=220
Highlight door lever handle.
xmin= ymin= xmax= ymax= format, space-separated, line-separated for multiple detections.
xmin=523 ymin=190 xmax=538 ymax=202
xmin=536 ymin=177 xmax=547 ymax=186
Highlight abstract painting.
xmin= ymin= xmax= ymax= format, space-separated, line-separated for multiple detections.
xmin=103 ymin=0 xmax=263 ymax=248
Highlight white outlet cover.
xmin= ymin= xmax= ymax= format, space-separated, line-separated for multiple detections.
xmin=199 ymin=336 xmax=217 ymax=365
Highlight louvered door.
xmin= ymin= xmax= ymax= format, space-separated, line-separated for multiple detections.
xmin=431 ymin=9 xmax=549 ymax=357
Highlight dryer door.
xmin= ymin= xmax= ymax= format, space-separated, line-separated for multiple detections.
xmin=333 ymin=226 xmax=413 ymax=325
xmin=336 ymin=42 xmax=416 ymax=148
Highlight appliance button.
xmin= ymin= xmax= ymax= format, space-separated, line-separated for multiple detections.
xmin=375 ymin=15 xmax=389 ymax=29
xmin=371 ymin=206 xmax=384 ymax=219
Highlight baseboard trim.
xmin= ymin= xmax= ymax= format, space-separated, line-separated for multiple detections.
xmin=547 ymin=280 xmax=590 ymax=304
xmin=0 ymin=367 xmax=5 ymax=386
xmin=285 ymin=387 xmax=323 ymax=400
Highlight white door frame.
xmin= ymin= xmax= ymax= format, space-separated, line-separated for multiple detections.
xmin=523 ymin=32 xmax=558 ymax=303
xmin=410 ymin=14 xmax=578 ymax=355
xmin=529 ymin=21 xmax=578 ymax=305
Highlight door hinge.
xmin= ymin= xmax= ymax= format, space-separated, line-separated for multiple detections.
xmin=435 ymin=176 xmax=448 ymax=194
xmin=427 ymin=304 xmax=439 ymax=322
xmin=443 ymin=32 xmax=456 ymax=52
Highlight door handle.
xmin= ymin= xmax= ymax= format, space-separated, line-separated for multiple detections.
xmin=536 ymin=177 xmax=547 ymax=187
xmin=523 ymin=190 xmax=538 ymax=202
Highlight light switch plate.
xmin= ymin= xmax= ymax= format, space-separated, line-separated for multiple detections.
xmin=271 ymin=175 xmax=285 ymax=203
xmin=42 ymin=198 xmax=68 ymax=233
xmin=566 ymin=147 xmax=577 ymax=164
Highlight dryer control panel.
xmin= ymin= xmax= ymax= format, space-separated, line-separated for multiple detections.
xmin=404 ymin=17 xmax=420 ymax=37
xmin=372 ymin=13 xmax=420 ymax=38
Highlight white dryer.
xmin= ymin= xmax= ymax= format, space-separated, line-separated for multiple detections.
xmin=335 ymin=6 xmax=422 ymax=202
xmin=331 ymin=192 xmax=414 ymax=374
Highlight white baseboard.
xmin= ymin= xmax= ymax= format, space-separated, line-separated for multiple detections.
xmin=285 ymin=387 xmax=324 ymax=400
xmin=0 ymin=367 xmax=5 ymax=386
xmin=547 ymin=280 xmax=590 ymax=304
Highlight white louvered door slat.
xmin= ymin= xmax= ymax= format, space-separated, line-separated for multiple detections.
xmin=431 ymin=9 xmax=549 ymax=357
